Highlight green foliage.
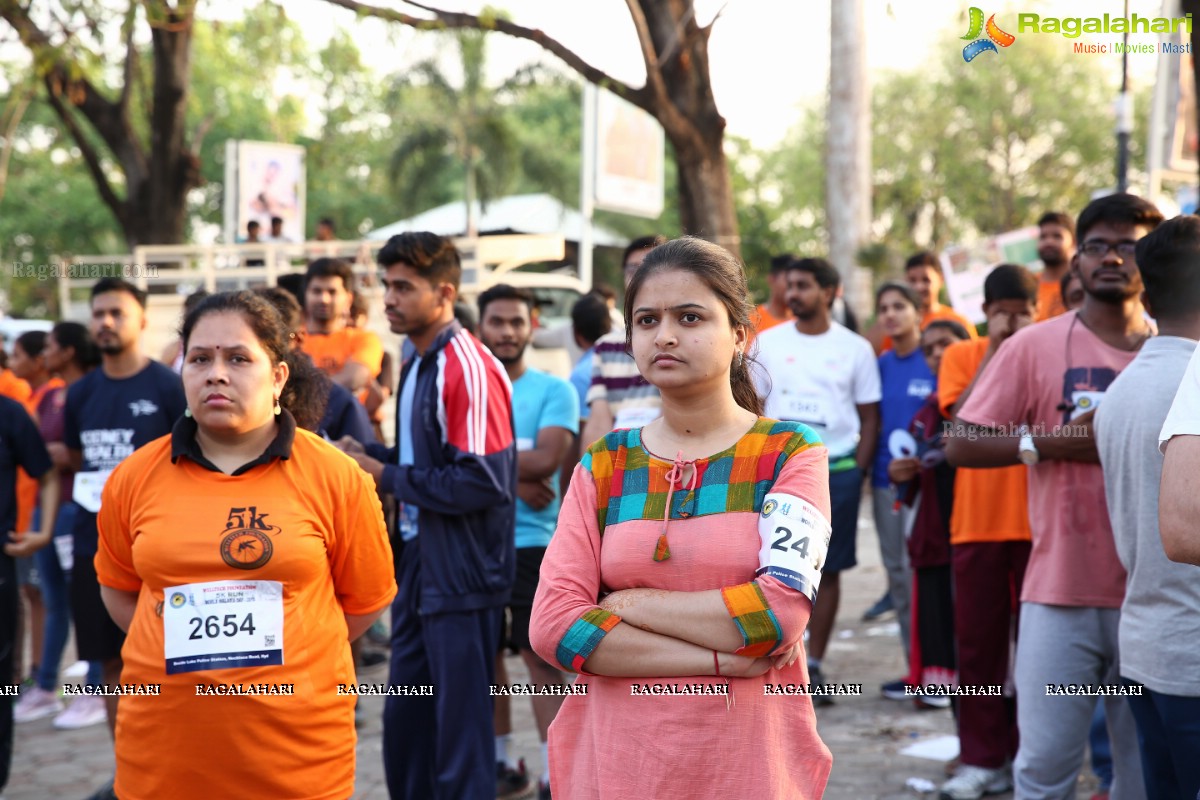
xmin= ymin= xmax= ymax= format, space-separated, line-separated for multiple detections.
xmin=747 ymin=23 xmax=1148 ymax=285
xmin=188 ymin=6 xmax=311 ymax=236
xmin=0 ymin=73 xmax=123 ymax=316
xmin=300 ymin=29 xmax=396 ymax=236
xmin=381 ymin=29 xmax=580 ymax=225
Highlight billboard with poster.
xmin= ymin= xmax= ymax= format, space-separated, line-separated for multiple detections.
xmin=940 ymin=227 xmax=1041 ymax=325
xmin=223 ymin=141 xmax=306 ymax=243
xmin=593 ymin=89 xmax=664 ymax=219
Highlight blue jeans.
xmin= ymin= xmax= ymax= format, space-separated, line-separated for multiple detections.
xmin=1124 ymin=679 xmax=1200 ymax=800
xmin=1090 ymin=699 xmax=1113 ymax=791
xmin=30 ymin=503 xmax=73 ymax=693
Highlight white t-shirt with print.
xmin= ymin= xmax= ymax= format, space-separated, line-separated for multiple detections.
xmin=753 ymin=321 xmax=881 ymax=458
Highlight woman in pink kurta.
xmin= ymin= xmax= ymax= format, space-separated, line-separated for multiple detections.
xmin=530 ymin=237 xmax=834 ymax=799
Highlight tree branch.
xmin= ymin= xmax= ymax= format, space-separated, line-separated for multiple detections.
xmin=322 ymin=0 xmax=653 ymax=111
xmin=192 ymin=113 xmax=214 ymax=154
xmin=622 ymin=0 xmax=673 ymax=109
xmin=0 ymin=78 xmax=35 ymax=206
xmin=119 ymin=3 xmax=137 ymax=113
xmin=2 ymin=3 xmax=143 ymax=170
xmin=42 ymin=76 xmax=128 ymax=229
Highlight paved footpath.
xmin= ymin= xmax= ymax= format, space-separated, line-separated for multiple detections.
xmin=8 ymin=501 xmax=1102 ymax=799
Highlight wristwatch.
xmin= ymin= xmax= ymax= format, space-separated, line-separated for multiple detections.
xmin=1018 ymin=427 xmax=1039 ymax=465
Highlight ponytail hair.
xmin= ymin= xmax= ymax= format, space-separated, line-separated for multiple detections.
xmin=624 ymin=236 xmax=764 ymax=416
xmin=50 ymin=321 xmax=100 ymax=371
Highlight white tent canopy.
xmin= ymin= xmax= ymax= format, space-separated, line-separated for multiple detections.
xmin=367 ymin=193 xmax=627 ymax=247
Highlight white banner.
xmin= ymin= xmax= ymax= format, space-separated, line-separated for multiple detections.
xmin=940 ymin=227 xmax=1041 ymax=325
xmin=593 ymin=89 xmax=664 ymax=219
xmin=223 ymin=141 xmax=306 ymax=244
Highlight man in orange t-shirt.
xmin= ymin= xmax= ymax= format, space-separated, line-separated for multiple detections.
xmin=936 ymin=264 xmax=1037 ymax=796
xmin=301 ymin=257 xmax=383 ymax=400
xmin=1033 ymin=211 xmax=1076 ymax=322
xmin=877 ymin=251 xmax=978 ymax=353
xmin=752 ymin=254 xmax=795 ymax=338
xmin=0 ymin=365 xmax=31 ymax=405
xmin=0 ymin=358 xmax=33 ymax=536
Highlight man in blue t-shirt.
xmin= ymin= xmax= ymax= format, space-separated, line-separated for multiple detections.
xmin=478 ymin=284 xmax=578 ymax=800
xmin=0 ymin=396 xmax=57 ymax=793
xmin=64 ymin=278 xmax=185 ymax=795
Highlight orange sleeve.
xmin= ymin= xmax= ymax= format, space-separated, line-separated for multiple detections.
xmin=349 ymin=331 xmax=384 ymax=377
xmin=952 ymin=309 xmax=979 ymax=339
xmin=0 ymin=371 xmax=31 ymax=403
xmin=326 ymin=454 xmax=396 ymax=616
xmin=1036 ymin=280 xmax=1066 ymax=322
xmin=15 ymin=472 xmax=37 ymax=534
xmin=938 ymin=340 xmax=976 ymax=416
xmin=723 ymin=441 xmax=830 ymax=656
xmin=95 ymin=458 xmax=143 ymax=592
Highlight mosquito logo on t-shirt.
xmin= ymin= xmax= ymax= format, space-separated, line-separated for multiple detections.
xmin=219 ymin=506 xmax=279 ymax=570
xmin=128 ymin=399 xmax=159 ymax=417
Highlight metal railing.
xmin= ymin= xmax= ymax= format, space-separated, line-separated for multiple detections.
xmin=56 ymin=234 xmax=569 ymax=315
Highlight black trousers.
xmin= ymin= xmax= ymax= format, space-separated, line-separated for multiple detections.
xmin=0 ymin=554 xmax=17 ymax=791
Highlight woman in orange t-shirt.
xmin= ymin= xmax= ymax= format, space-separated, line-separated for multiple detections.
xmin=95 ymin=291 xmax=397 ymax=800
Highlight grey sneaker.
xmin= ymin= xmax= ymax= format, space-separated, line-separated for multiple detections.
xmin=939 ymin=764 xmax=1012 ymax=800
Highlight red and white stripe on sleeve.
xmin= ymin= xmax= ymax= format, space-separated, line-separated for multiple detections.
xmin=438 ymin=330 xmax=515 ymax=456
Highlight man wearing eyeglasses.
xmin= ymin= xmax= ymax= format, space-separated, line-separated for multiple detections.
xmin=946 ymin=193 xmax=1160 ymax=800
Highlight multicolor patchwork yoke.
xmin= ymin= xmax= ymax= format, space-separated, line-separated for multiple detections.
xmin=538 ymin=418 xmax=828 ymax=673
xmin=526 ymin=418 xmax=835 ymax=799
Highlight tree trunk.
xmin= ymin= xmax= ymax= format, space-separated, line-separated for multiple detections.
xmin=672 ymin=133 xmax=738 ymax=248
xmin=319 ymin=0 xmax=743 ymax=258
xmin=827 ymin=0 xmax=871 ymax=299
xmin=133 ymin=13 xmax=197 ymax=248
xmin=637 ymin=0 xmax=739 ymax=255
xmin=6 ymin=2 xmax=200 ymax=251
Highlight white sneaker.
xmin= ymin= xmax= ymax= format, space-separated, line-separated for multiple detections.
xmin=63 ymin=660 xmax=89 ymax=678
xmin=939 ymin=764 xmax=1013 ymax=800
xmin=13 ymin=687 xmax=64 ymax=723
xmin=53 ymin=695 xmax=108 ymax=730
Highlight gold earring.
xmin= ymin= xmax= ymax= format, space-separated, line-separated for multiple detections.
xmin=273 ymin=398 xmax=281 ymax=415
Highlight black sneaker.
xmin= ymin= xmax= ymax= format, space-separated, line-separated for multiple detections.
xmin=497 ymin=759 xmax=533 ymax=800
xmin=808 ymin=665 xmax=835 ymax=707
xmin=83 ymin=780 xmax=118 ymax=800
xmin=862 ymin=593 xmax=895 ymax=621
xmin=356 ymin=649 xmax=388 ymax=668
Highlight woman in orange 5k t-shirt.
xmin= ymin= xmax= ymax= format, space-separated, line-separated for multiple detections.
xmin=95 ymin=291 xmax=396 ymax=800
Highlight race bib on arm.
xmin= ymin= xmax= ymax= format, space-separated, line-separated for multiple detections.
xmin=756 ymin=493 xmax=832 ymax=603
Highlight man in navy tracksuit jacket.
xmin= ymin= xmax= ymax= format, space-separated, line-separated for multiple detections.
xmin=343 ymin=232 xmax=517 ymax=800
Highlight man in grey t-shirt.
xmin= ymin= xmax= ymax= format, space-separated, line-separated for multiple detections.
xmin=1097 ymin=215 xmax=1200 ymax=800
